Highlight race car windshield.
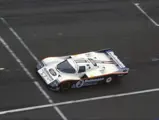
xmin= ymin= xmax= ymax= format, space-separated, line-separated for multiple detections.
xmin=57 ymin=60 xmax=76 ymax=73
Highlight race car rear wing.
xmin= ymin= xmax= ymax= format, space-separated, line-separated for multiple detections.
xmin=97 ymin=48 xmax=128 ymax=69
xmin=107 ymin=51 xmax=125 ymax=68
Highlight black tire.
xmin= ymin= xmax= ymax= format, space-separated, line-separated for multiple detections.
xmin=105 ymin=75 xmax=122 ymax=84
xmin=60 ymin=82 xmax=71 ymax=92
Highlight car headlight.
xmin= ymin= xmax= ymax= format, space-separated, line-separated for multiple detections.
xmin=37 ymin=62 xmax=44 ymax=70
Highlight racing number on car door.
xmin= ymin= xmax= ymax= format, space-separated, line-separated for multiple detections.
xmin=76 ymin=80 xmax=84 ymax=88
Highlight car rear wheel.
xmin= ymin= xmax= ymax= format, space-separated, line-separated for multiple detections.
xmin=105 ymin=76 xmax=113 ymax=84
xmin=60 ymin=82 xmax=71 ymax=92
xmin=105 ymin=75 xmax=122 ymax=84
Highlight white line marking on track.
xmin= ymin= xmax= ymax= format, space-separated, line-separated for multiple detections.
xmin=54 ymin=106 xmax=68 ymax=120
xmin=0 ymin=68 xmax=5 ymax=71
xmin=0 ymin=36 xmax=35 ymax=80
xmin=151 ymin=57 xmax=159 ymax=62
xmin=34 ymin=81 xmax=68 ymax=120
xmin=1 ymin=87 xmax=159 ymax=115
xmin=0 ymin=17 xmax=39 ymax=63
xmin=133 ymin=3 xmax=159 ymax=27
xmin=0 ymin=104 xmax=54 ymax=115
xmin=0 ymin=18 xmax=68 ymax=120
xmin=34 ymin=81 xmax=53 ymax=103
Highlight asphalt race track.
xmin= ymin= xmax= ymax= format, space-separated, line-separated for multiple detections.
xmin=0 ymin=0 xmax=159 ymax=120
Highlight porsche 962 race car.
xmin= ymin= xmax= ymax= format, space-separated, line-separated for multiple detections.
xmin=36 ymin=49 xmax=129 ymax=92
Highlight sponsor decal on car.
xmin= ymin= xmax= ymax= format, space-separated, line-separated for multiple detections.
xmin=85 ymin=77 xmax=104 ymax=83
xmin=75 ymin=80 xmax=85 ymax=88
xmin=83 ymin=82 xmax=97 ymax=86
xmin=72 ymin=77 xmax=104 ymax=88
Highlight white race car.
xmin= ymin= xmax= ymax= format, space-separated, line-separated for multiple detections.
xmin=36 ymin=48 xmax=129 ymax=92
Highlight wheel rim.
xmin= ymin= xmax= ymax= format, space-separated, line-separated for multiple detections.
xmin=106 ymin=77 xmax=112 ymax=83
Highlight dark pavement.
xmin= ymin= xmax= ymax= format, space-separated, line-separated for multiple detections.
xmin=0 ymin=44 xmax=48 ymax=111
xmin=0 ymin=0 xmax=159 ymax=120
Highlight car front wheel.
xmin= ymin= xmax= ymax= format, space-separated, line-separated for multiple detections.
xmin=60 ymin=82 xmax=71 ymax=92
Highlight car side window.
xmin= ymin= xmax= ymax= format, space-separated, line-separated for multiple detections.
xmin=78 ymin=66 xmax=86 ymax=73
